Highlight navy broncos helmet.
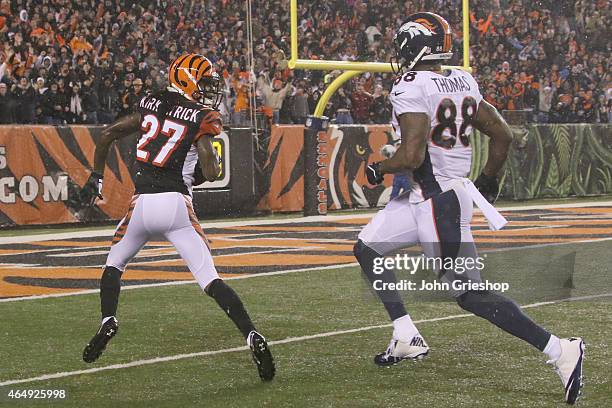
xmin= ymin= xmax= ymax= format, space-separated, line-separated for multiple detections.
xmin=392 ymin=12 xmax=453 ymax=72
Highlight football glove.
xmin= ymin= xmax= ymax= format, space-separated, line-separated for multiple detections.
xmin=474 ymin=172 xmax=499 ymax=203
xmin=80 ymin=171 xmax=104 ymax=206
xmin=366 ymin=162 xmax=384 ymax=185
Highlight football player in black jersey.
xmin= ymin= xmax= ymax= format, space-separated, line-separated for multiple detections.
xmin=80 ymin=54 xmax=275 ymax=382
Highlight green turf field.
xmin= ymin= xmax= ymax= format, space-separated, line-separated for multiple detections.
xmin=1 ymin=239 xmax=610 ymax=407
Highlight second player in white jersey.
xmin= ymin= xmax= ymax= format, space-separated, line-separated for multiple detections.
xmin=389 ymin=68 xmax=483 ymax=202
xmin=356 ymin=12 xmax=584 ymax=404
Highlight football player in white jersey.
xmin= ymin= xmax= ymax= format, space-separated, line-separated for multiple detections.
xmin=354 ymin=13 xmax=584 ymax=404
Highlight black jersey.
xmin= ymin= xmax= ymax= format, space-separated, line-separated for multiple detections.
xmin=133 ymin=90 xmax=222 ymax=195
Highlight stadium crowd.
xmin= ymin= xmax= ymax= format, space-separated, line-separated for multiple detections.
xmin=0 ymin=0 xmax=609 ymax=125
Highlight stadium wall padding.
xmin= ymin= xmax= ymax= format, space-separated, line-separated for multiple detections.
xmin=0 ymin=124 xmax=609 ymax=225
xmin=0 ymin=126 xmax=255 ymax=227
xmin=259 ymin=124 xmax=612 ymax=211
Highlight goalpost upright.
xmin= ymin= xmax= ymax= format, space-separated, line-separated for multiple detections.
xmin=288 ymin=0 xmax=472 ymax=118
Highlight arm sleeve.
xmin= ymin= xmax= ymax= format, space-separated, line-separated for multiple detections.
xmin=193 ymin=110 xmax=223 ymax=143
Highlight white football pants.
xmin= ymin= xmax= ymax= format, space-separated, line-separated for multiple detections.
xmin=358 ymin=184 xmax=481 ymax=296
xmin=106 ymin=192 xmax=219 ymax=291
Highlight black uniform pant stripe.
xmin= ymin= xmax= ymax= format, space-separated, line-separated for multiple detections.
xmin=431 ymin=189 xmax=462 ymax=263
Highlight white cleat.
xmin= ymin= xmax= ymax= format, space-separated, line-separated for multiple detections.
xmin=374 ymin=335 xmax=429 ymax=366
xmin=548 ymin=337 xmax=585 ymax=405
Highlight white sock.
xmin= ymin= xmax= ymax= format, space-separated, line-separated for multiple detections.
xmin=392 ymin=314 xmax=419 ymax=342
xmin=101 ymin=316 xmax=115 ymax=325
xmin=543 ymin=334 xmax=561 ymax=362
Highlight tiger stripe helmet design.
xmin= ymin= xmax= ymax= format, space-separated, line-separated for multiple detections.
xmin=168 ymin=53 xmax=223 ymax=108
xmin=393 ymin=12 xmax=453 ymax=72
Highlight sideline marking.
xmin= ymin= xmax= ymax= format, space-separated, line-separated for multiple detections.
xmin=3 ymin=235 xmax=612 ymax=303
xmin=0 ymin=292 xmax=609 ymax=387
xmin=1 ymin=201 xmax=610 ymax=245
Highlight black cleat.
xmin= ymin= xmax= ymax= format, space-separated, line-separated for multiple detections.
xmin=247 ymin=330 xmax=275 ymax=381
xmin=83 ymin=317 xmax=118 ymax=363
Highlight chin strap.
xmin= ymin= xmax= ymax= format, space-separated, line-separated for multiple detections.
xmin=390 ymin=55 xmax=403 ymax=75
xmin=406 ymin=46 xmax=429 ymax=71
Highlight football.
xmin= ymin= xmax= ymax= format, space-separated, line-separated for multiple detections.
xmin=380 ymin=144 xmax=397 ymax=158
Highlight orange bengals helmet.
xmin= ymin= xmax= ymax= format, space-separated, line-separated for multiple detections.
xmin=168 ymin=53 xmax=223 ymax=108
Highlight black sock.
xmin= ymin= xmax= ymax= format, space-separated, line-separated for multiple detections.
xmin=353 ymin=240 xmax=407 ymax=321
xmin=456 ymin=290 xmax=551 ymax=351
xmin=206 ymin=279 xmax=256 ymax=339
xmin=100 ymin=266 xmax=122 ymax=318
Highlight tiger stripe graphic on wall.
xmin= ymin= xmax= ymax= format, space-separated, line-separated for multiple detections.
xmin=1 ymin=205 xmax=611 ymax=299
xmin=0 ymin=126 xmax=138 ymax=227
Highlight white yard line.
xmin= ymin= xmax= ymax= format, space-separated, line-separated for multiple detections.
xmin=0 ymin=292 xmax=609 ymax=387
xmin=1 ymin=200 xmax=610 ymax=245
xmin=0 ymin=263 xmax=360 ymax=303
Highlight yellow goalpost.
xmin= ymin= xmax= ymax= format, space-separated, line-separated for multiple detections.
xmin=287 ymin=0 xmax=472 ymax=118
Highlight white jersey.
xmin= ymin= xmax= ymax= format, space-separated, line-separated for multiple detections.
xmin=389 ymin=69 xmax=483 ymax=202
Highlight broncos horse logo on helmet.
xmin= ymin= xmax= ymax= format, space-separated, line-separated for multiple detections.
xmin=392 ymin=12 xmax=453 ymax=73
xmin=168 ymin=53 xmax=223 ymax=109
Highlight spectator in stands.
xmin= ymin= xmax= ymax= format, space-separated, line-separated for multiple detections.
xmin=291 ymin=87 xmax=310 ymax=125
xmin=231 ymin=69 xmax=251 ymax=126
xmin=596 ymin=95 xmax=608 ymax=123
xmin=33 ymin=77 xmax=47 ymax=123
xmin=538 ymin=85 xmax=554 ymax=123
xmin=12 ymin=77 xmax=36 ymax=124
xmin=81 ymin=78 xmax=100 ymax=125
xmin=46 ymin=82 xmax=68 ymax=125
xmin=0 ymin=0 xmax=608 ymax=125
xmin=350 ymin=84 xmax=373 ymax=124
xmin=324 ymin=74 xmax=354 ymax=124
xmin=116 ymin=78 xmax=133 ymax=118
xmin=550 ymin=97 xmax=574 ymax=123
xmin=0 ymin=82 xmax=17 ymax=124
xmin=124 ymin=78 xmax=145 ymax=114
xmin=371 ymin=84 xmax=392 ymax=124
xmin=0 ymin=54 xmax=8 ymax=84
xmin=66 ymin=82 xmax=84 ymax=124
xmin=98 ymin=76 xmax=119 ymax=124
xmin=257 ymin=71 xmax=291 ymax=125
xmin=39 ymin=83 xmax=58 ymax=125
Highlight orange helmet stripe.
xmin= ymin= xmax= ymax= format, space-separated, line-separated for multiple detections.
xmin=430 ymin=13 xmax=452 ymax=52
xmin=171 ymin=54 xmax=190 ymax=87
xmin=415 ymin=18 xmax=437 ymax=33
xmin=195 ymin=57 xmax=208 ymax=75
xmin=187 ymin=54 xmax=201 ymax=71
